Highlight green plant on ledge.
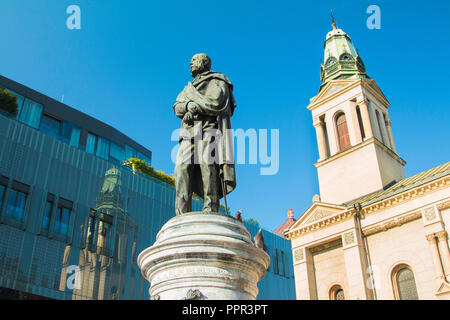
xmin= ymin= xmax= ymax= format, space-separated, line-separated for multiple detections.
xmin=0 ymin=89 xmax=19 ymax=117
xmin=123 ymin=157 xmax=229 ymax=212
xmin=123 ymin=158 xmax=175 ymax=186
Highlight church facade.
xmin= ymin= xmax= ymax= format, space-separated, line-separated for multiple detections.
xmin=284 ymin=21 xmax=450 ymax=300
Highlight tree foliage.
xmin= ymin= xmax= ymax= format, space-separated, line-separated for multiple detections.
xmin=0 ymin=89 xmax=18 ymax=116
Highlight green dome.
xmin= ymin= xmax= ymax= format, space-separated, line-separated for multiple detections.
xmin=320 ymin=23 xmax=368 ymax=88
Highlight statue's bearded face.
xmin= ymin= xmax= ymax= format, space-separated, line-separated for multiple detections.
xmin=190 ymin=54 xmax=211 ymax=77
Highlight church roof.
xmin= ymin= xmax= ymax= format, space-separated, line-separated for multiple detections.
xmin=345 ymin=161 xmax=450 ymax=208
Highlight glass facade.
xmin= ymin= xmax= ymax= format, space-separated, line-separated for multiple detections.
xmin=0 ymin=84 xmax=295 ymax=300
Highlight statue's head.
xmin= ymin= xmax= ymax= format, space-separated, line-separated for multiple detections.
xmin=190 ymin=53 xmax=211 ymax=77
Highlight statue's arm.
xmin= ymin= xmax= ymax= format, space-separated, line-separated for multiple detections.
xmin=173 ymin=102 xmax=189 ymax=119
xmin=188 ymin=79 xmax=230 ymax=116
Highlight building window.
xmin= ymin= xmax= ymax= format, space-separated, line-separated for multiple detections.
xmin=273 ymin=249 xmax=279 ymax=275
xmin=18 ymin=98 xmax=43 ymax=128
xmin=336 ymin=113 xmax=351 ymax=151
xmin=125 ymin=145 xmax=137 ymax=160
xmin=0 ymin=176 xmax=8 ymax=213
xmin=392 ymin=265 xmax=419 ymax=300
xmin=329 ymin=285 xmax=345 ymax=300
xmin=5 ymin=88 xmax=44 ymax=128
xmin=110 ymin=142 xmax=126 ymax=162
xmin=5 ymin=181 xmax=30 ymax=221
xmin=61 ymin=121 xmax=81 ymax=147
xmin=39 ymin=114 xmax=81 ymax=148
xmin=86 ymin=133 xmax=110 ymax=160
xmin=54 ymin=198 xmax=73 ymax=236
xmin=42 ymin=193 xmax=55 ymax=232
xmin=86 ymin=133 xmax=97 ymax=154
xmin=96 ymin=136 xmax=110 ymax=160
xmin=39 ymin=114 xmax=61 ymax=138
xmin=280 ymin=250 xmax=285 ymax=277
xmin=137 ymin=152 xmax=152 ymax=165
xmin=5 ymin=89 xmax=25 ymax=120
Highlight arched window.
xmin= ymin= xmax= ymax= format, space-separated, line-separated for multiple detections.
xmin=392 ymin=265 xmax=419 ymax=300
xmin=336 ymin=113 xmax=351 ymax=151
xmin=329 ymin=284 xmax=345 ymax=300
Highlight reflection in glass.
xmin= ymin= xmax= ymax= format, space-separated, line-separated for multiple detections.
xmin=86 ymin=133 xmax=97 ymax=154
xmin=5 ymin=89 xmax=25 ymax=120
xmin=6 ymin=189 xmax=27 ymax=221
xmin=54 ymin=207 xmax=71 ymax=235
xmin=110 ymin=142 xmax=125 ymax=162
xmin=125 ymin=145 xmax=137 ymax=160
xmin=18 ymin=98 xmax=43 ymax=128
xmin=70 ymin=167 xmax=131 ymax=300
xmin=42 ymin=201 xmax=53 ymax=231
xmin=40 ymin=114 xmax=61 ymax=138
xmin=0 ymin=185 xmax=5 ymax=212
xmin=96 ymin=136 xmax=110 ymax=160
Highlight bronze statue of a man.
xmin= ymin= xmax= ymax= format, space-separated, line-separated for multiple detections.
xmin=173 ymin=54 xmax=236 ymax=215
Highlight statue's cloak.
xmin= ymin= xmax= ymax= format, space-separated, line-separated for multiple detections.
xmin=175 ymin=71 xmax=236 ymax=199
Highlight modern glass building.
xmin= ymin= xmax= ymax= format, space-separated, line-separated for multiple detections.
xmin=0 ymin=75 xmax=295 ymax=300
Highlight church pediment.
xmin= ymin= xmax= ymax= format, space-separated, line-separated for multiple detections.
xmin=310 ymin=79 xmax=359 ymax=106
xmin=289 ymin=201 xmax=347 ymax=231
xmin=361 ymin=79 xmax=390 ymax=107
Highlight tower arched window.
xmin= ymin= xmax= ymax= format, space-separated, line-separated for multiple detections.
xmin=392 ymin=264 xmax=419 ymax=300
xmin=336 ymin=113 xmax=351 ymax=151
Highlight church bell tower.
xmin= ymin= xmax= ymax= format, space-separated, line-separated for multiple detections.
xmin=307 ymin=18 xmax=406 ymax=204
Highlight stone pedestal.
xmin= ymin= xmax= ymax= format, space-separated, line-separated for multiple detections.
xmin=137 ymin=212 xmax=270 ymax=300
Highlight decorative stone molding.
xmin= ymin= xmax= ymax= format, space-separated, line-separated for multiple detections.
xmin=425 ymin=231 xmax=447 ymax=243
xmin=309 ymin=238 xmax=342 ymax=254
xmin=294 ymin=248 xmax=305 ymax=262
xmin=286 ymin=211 xmax=354 ymax=240
xmin=436 ymin=230 xmax=448 ymax=241
xmin=306 ymin=210 xmax=333 ymax=224
xmin=423 ymin=207 xmax=437 ymax=221
xmin=437 ymin=201 xmax=450 ymax=211
xmin=343 ymin=231 xmax=355 ymax=246
xmin=183 ymin=289 xmax=205 ymax=300
xmin=363 ymin=211 xmax=422 ymax=237
xmin=286 ymin=176 xmax=449 ymax=240
xmin=425 ymin=233 xmax=437 ymax=243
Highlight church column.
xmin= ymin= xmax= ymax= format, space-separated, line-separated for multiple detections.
xmin=425 ymin=233 xmax=446 ymax=283
xmin=293 ymin=247 xmax=317 ymax=299
xmin=379 ymin=113 xmax=391 ymax=149
xmin=342 ymin=228 xmax=371 ymax=300
xmin=436 ymin=231 xmax=450 ymax=281
xmin=385 ymin=117 xmax=398 ymax=153
xmin=348 ymin=100 xmax=363 ymax=144
xmin=324 ymin=112 xmax=338 ymax=156
xmin=357 ymin=98 xmax=373 ymax=140
xmin=313 ymin=118 xmax=327 ymax=161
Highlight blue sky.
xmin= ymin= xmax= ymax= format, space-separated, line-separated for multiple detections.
xmin=1 ymin=0 xmax=449 ymax=231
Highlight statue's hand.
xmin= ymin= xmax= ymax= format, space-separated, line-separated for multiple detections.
xmin=187 ymin=101 xmax=201 ymax=115
xmin=183 ymin=111 xmax=194 ymax=125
